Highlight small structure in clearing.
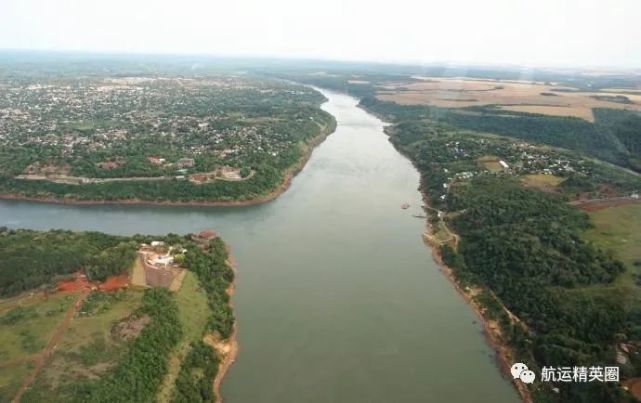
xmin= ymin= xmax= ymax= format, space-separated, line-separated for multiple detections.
xmin=137 ymin=243 xmax=186 ymax=289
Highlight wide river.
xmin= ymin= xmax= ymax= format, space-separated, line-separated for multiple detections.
xmin=0 ymin=89 xmax=518 ymax=403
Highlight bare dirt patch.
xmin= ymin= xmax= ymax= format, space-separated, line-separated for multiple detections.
xmin=573 ymin=197 xmax=641 ymax=212
xmin=624 ymin=377 xmax=641 ymax=400
xmin=130 ymin=257 xmax=147 ymax=288
xmin=168 ymin=269 xmax=187 ymax=292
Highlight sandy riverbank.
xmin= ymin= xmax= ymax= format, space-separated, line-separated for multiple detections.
xmin=0 ymin=125 xmax=335 ymax=209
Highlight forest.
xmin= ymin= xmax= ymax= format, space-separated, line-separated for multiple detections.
xmin=354 ymin=90 xmax=641 ymax=401
xmin=0 ymin=228 xmax=136 ymax=296
xmin=361 ymin=96 xmax=641 ymax=173
xmin=444 ymin=178 xmax=634 ymax=402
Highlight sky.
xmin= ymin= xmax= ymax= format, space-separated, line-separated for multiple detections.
xmin=1 ymin=0 xmax=640 ymax=68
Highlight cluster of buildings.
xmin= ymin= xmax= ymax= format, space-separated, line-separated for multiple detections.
xmin=0 ymin=76 xmax=305 ymax=178
xmin=136 ymin=230 xmax=218 ymax=288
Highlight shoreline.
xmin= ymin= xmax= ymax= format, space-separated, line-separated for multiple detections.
xmin=0 ymin=124 xmax=335 ymax=209
xmin=359 ymin=99 xmax=532 ymax=403
xmin=212 ymin=248 xmax=239 ymax=403
xmin=423 ymin=224 xmax=533 ymax=403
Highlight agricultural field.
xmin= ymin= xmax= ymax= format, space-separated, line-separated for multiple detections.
xmin=376 ymin=76 xmax=641 ymax=121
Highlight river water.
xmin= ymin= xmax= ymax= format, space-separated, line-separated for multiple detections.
xmin=0 ymin=89 xmax=518 ymax=403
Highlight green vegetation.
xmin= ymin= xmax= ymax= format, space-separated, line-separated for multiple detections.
xmin=0 ymin=228 xmax=136 ymax=296
xmin=0 ymin=293 xmax=75 ymax=364
xmin=361 ymin=96 xmax=641 ymax=172
xmin=585 ymin=204 xmax=641 ymax=277
xmin=172 ymin=341 xmax=219 ymax=403
xmin=157 ymin=272 xmax=211 ymax=402
xmin=0 ymin=229 xmax=234 ymax=402
xmin=354 ymin=88 xmax=641 ymax=402
xmin=290 ymin=70 xmax=641 ymax=174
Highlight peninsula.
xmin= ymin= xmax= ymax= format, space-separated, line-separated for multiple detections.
xmin=0 ymin=228 xmax=235 ymax=402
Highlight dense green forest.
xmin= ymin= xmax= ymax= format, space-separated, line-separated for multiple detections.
xmin=353 ymin=90 xmax=641 ymax=401
xmin=0 ymin=228 xmax=136 ymax=296
xmin=172 ymin=341 xmax=220 ymax=402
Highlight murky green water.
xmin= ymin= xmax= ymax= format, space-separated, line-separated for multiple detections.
xmin=0 ymin=89 xmax=519 ymax=403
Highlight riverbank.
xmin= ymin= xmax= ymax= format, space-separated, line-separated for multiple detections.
xmin=423 ymin=222 xmax=532 ymax=403
xmin=210 ymin=250 xmax=240 ymax=403
xmin=0 ymin=123 xmax=336 ymax=208
xmin=360 ymin=100 xmax=531 ymax=403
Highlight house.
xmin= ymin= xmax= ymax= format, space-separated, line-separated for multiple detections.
xmin=499 ymin=160 xmax=509 ymax=169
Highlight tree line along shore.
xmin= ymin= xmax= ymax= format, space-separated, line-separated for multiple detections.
xmin=293 ymin=71 xmax=641 ymax=403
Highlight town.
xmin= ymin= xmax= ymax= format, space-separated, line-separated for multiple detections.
xmin=0 ymin=75 xmax=334 ymax=201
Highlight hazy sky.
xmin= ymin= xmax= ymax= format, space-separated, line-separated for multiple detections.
xmin=1 ymin=0 xmax=640 ymax=68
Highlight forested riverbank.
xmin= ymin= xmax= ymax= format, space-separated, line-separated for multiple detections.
xmin=360 ymin=95 xmax=641 ymax=402
xmin=281 ymin=68 xmax=641 ymax=401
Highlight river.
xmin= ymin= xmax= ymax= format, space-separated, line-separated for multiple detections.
xmin=0 ymin=89 xmax=519 ymax=403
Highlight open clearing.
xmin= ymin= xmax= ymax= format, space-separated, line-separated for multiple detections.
xmin=499 ymin=104 xmax=595 ymax=121
xmin=157 ymin=271 xmax=210 ymax=402
xmin=521 ymin=174 xmax=565 ymax=191
xmin=584 ymin=203 xmax=641 ymax=288
xmin=376 ymin=77 xmax=641 ymax=121
xmin=0 ymin=292 xmax=76 ymax=364
xmin=0 ymin=287 xmax=144 ymax=400
xmin=477 ymin=155 xmax=506 ymax=173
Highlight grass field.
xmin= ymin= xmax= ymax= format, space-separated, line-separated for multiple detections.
xmin=477 ymin=155 xmax=505 ymax=173
xmin=521 ymin=173 xmax=565 ymax=191
xmin=0 ymin=289 xmax=144 ymax=399
xmin=0 ymin=292 xmax=78 ymax=400
xmin=0 ymin=293 xmax=76 ymax=363
xmin=156 ymin=271 xmax=211 ymax=402
xmin=583 ymin=204 xmax=641 ymax=316
xmin=585 ymin=203 xmax=641 ymax=288
xmin=498 ymin=104 xmax=595 ymax=121
xmin=0 ymin=361 xmax=32 ymax=401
